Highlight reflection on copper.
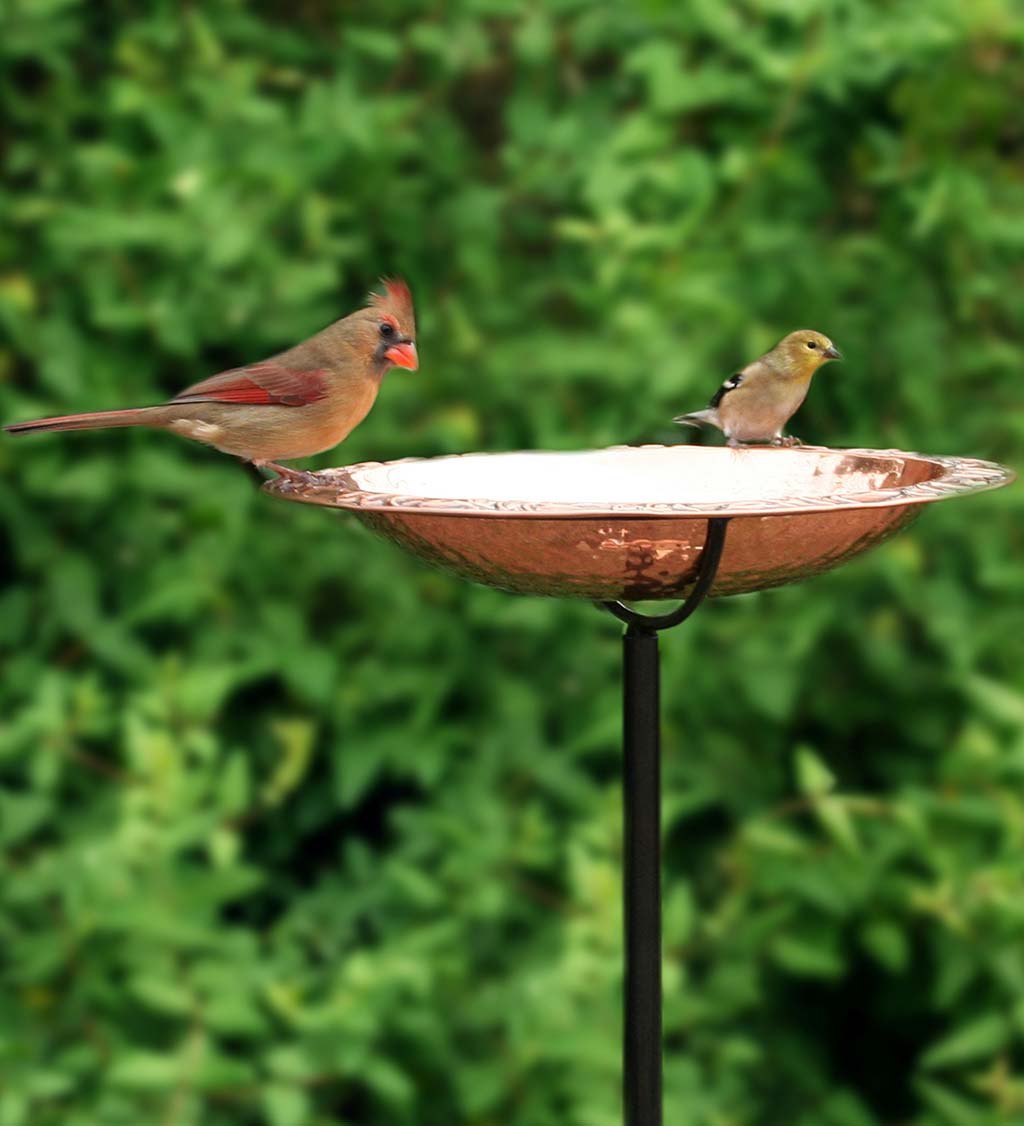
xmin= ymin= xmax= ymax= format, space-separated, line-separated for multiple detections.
xmin=264 ymin=446 xmax=1014 ymax=601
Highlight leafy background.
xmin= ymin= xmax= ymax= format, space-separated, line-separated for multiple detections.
xmin=1 ymin=1 xmax=1022 ymax=1123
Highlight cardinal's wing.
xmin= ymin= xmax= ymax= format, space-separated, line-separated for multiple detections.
xmin=172 ymin=363 xmax=330 ymax=407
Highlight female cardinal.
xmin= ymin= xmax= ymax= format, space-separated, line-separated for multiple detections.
xmin=673 ymin=329 xmax=841 ymax=446
xmin=4 ymin=278 xmax=417 ymax=479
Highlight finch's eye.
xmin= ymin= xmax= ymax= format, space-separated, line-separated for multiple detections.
xmin=379 ymin=321 xmax=396 ymax=339
xmin=806 ymin=340 xmax=817 ymax=349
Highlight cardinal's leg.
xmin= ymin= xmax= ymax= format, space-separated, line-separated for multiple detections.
xmin=251 ymin=460 xmax=318 ymax=483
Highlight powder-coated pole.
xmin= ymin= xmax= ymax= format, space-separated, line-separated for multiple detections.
xmin=622 ymin=623 xmax=662 ymax=1126
xmin=603 ymin=517 xmax=730 ymax=1126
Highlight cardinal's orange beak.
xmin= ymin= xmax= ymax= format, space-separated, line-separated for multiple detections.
xmin=385 ymin=341 xmax=418 ymax=371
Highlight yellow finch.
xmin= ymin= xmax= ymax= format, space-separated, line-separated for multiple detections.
xmin=673 ymin=329 xmax=841 ymax=446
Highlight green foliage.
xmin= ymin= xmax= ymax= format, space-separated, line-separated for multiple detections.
xmin=2 ymin=1 xmax=1023 ymax=1123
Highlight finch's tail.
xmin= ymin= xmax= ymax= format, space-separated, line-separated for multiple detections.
xmin=672 ymin=409 xmax=719 ymax=430
xmin=4 ymin=407 xmax=163 ymax=435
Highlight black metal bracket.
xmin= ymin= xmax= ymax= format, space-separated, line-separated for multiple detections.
xmin=601 ymin=516 xmax=730 ymax=633
xmin=600 ymin=517 xmax=729 ymax=1126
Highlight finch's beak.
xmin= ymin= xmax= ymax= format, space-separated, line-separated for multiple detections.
xmin=385 ymin=341 xmax=418 ymax=371
xmin=823 ymin=344 xmax=842 ymax=361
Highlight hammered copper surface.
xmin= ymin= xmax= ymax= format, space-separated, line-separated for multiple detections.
xmin=264 ymin=446 xmax=1013 ymax=600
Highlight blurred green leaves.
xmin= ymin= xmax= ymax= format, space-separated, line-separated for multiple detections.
xmin=2 ymin=1 xmax=1023 ymax=1124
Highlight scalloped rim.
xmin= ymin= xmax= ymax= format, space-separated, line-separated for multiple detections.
xmin=263 ymin=445 xmax=1015 ymax=519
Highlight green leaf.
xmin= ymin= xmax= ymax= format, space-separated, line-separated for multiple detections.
xmin=109 ymin=1053 xmax=179 ymax=1090
xmin=916 ymin=1078 xmax=987 ymax=1126
xmin=129 ymin=976 xmax=192 ymax=1017
xmin=771 ymin=934 xmax=845 ymax=980
xmin=0 ymin=1091 xmax=28 ymax=1126
xmin=860 ymin=921 xmax=909 ymax=974
xmin=814 ymin=796 xmax=861 ymax=853
xmin=263 ymin=719 xmax=316 ymax=806
xmin=262 ymin=1084 xmax=311 ymax=1126
xmin=795 ymin=747 xmax=836 ymax=798
xmin=921 ymin=1013 xmax=1010 ymax=1070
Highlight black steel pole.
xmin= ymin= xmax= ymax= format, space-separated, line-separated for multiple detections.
xmin=602 ymin=517 xmax=730 ymax=1126
xmin=623 ymin=623 xmax=662 ymax=1126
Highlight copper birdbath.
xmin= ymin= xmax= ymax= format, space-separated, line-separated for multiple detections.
xmin=264 ymin=444 xmax=1013 ymax=1126
xmin=263 ymin=445 xmax=1010 ymax=600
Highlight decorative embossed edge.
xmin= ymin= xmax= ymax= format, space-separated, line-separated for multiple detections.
xmin=263 ymin=446 xmax=1015 ymax=519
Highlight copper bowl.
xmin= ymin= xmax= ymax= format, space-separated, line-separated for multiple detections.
xmin=263 ymin=446 xmax=1013 ymax=600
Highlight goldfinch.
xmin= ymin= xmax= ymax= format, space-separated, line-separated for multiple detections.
xmin=673 ymin=329 xmax=841 ymax=446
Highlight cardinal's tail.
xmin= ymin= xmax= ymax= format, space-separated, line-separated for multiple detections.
xmin=4 ymin=407 xmax=163 ymax=435
xmin=672 ymin=409 xmax=719 ymax=430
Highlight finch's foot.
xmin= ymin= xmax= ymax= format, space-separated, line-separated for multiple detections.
xmin=771 ymin=435 xmax=802 ymax=448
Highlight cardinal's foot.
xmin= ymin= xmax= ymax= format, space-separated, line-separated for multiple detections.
xmin=254 ymin=461 xmax=318 ymax=483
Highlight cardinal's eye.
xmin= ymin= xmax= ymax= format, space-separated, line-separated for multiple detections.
xmin=806 ymin=340 xmax=817 ymax=349
xmin=379 ymin=321 xmax=396 ymax=339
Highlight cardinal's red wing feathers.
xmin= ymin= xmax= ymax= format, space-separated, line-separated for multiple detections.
xmin=173 ymin=363 xmax=330 ymax=407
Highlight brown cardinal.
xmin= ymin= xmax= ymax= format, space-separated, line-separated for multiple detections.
xmin=4 ymin=278 xmax=417 ymax=479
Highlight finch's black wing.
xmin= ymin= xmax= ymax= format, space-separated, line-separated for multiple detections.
xmin=709 ymin=373 xmax=743 ymax=409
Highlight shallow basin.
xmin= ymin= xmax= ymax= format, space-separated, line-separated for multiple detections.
xmin=264 ymin=446 xmax=1012 ymax=600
